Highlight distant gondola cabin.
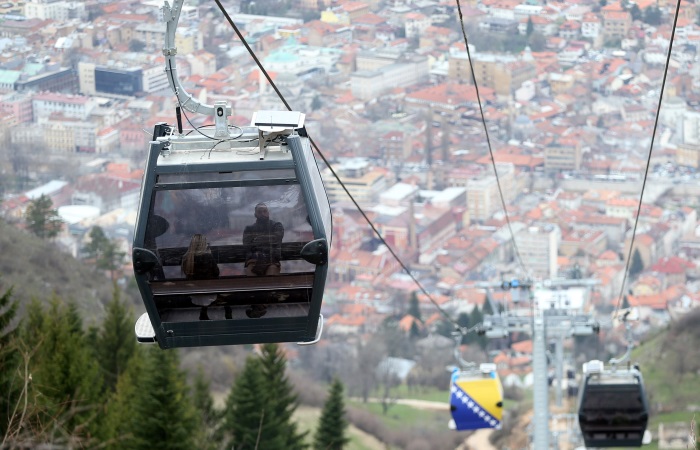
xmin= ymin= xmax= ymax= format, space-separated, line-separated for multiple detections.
xmin=449 ymin=363 xmax=504 ymax=431
xmin=577 ymin=360 xmax=649 ymax=448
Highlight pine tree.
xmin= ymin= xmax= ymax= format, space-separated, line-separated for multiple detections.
xmin=94 ymin=285 xmax=136 ymax=392
xmin=127 ymin=347 xmax=197 ymax=450
xmin=258 ymin=343 xmax=308 ymax=450
xmin=84 ymin=226 xmax=126 ymax=279
xmin=0 ymin=286 xmax=20 ymax=437
xmin=629 ymin=248 xmax=644 ymax=277
xmin=314 ymin=378 xmax=349 ymax=450
xmin=83 ymin=226 xmax=110 ymax=260
xmin=101 ymin=346 xmax=146 ymax=449
xmin=25 ymin=194 xmax=63 ymax=239
xmin=19 ymin=297 xmax=104 ymax=443
xmin=191 ymin=366 xmax=220 ymax=450
xmin=407 ymin=291 xmax=422 ymax=322
xmin=222 ymin=355 xmax=275 ymax=450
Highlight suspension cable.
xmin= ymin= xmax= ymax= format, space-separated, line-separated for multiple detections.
xmin=613 ymin=0 xmax=681 ymax=322
xmin=211 ymin=0 xmax=473 ymax=334
xmin=454 ymin=0 xmax=530 ymax=280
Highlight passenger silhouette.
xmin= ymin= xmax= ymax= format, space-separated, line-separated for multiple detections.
xmin=242 ymin=203 xmax=284 ymax=318
xmin=181 ymin=234 xmax=219 ymax=320
xmin=243 ymin=202 xmax=284 ymax=276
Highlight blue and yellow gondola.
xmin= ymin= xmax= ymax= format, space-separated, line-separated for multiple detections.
xmin=449 ymin=363 xmax=504 ymax=431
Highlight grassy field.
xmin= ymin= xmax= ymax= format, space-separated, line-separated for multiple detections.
xmin=367 ymin=384 xmax=450 ymax=403
xmin=294 ymin=405 xmax=384 ymax=450
xmin=348 ymin=400 xmax=450 ymax=432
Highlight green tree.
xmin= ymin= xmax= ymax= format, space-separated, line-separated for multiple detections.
xmin=94 ymin=285 xmax=136 ymax=392
xmin=0 ymin=286 xmax=20 ymax=437
xmin=101 ymin=347 xmax=146 ymax=449
xmin=409 ymin=320 xmax=422 ymax=340
xmin=314 ymin=378 xmax=349 ymax=450
xmin=630 ymin=4 xmax=642 ymax=20
xmin=128 ymin=39 xmax=146 ymax=52
xmin=407 ymin=291 xmax=422 ymax=322
xmin=643 ymin=5 xmax=662 ymax=25
xmin=258 ymin=343 xmax=308 ymax=450
xmin=526 ymin=16 xmax=534 ymax=37
xmin=629 ymin=248 xmax=644 ymax=277
xmin=191 ymin=366 xmax=220 ymax=450
xmin=20 ymin=298 xmax=103 ymax=442
xmin=84 ymin=226 xmax=126 ymax=279
xmin=222 ymin=356 xmax=271 ymax=449
xmin=128 ymin=347 xmax=197 ymax=450
xmin=25 ymin=194 xmax=63 ymax=239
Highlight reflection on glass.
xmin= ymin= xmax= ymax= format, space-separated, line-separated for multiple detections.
xmin=143 ymin=183 xmax=316 ymax=322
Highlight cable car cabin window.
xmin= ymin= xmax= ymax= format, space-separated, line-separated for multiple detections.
xmin=300 ymin=142 xmax=332 ymax=237
xmin=142 ymin=183 xmax=315 ymax=324
xmin=157 ymin=169 xmax=296 ymax=184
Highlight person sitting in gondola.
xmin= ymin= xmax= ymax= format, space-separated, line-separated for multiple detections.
xmin=243 ymin=203 xmax=284 ymax=276
xmin=242 ymin=202 xmax=284 ymax=318
xmin=181 ymin=234 xmax=219 ymax=320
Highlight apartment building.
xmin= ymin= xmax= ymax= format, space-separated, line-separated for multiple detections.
xmin=448 ymin=50 xmax=536 ymax=96
xmin=516 ymin=224 xmax=561 ymax=279
xmin=465 ymin=163 xmax=515 ymax=221
xmin=351 ymin=56 xmax=428 ymax=100
xmin=32 ymin=92 xmax=95 ymax=121
xmin=544 ymin=138 xmax=582 ymax=171
xmin=323 ymin=160 xmax=388 ymax=204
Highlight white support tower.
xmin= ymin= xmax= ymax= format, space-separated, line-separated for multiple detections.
xmin=476 ymin=278 xmax=599 ymax=450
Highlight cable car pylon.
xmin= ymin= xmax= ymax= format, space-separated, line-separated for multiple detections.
xmin=476 ymin=278 xmax=599 ymax=449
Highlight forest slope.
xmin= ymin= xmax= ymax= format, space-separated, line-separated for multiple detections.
xmin=0 ymin=219 xmax=114 ymax=322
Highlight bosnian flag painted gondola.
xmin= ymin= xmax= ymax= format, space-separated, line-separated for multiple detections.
xmin=449 ymin=364 xmax=504 ymax=431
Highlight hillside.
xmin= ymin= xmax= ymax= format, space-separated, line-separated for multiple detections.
xmin=633 ymin=308 xmax=700 ymax=414
xmin=0 ymin=218 xmax=115 ymax=323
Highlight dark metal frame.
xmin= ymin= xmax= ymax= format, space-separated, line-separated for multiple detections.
xmin=577 ymin=371 xmax=649 ymax=448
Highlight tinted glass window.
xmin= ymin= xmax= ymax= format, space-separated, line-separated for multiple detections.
xmin=144 ymin=183 xmax=315 ymax=279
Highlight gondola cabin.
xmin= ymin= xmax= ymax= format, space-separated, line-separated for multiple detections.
xmin=449 ymin=363 xmax=503 ymax=431
xmin=577 ymin=360 xmax=649 ymax=448
xmin=132 ymin=110 xmax=331 ymax=348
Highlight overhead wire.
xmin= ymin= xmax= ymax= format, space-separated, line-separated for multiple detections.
xmin=211 ymin=0 xmax=475 ymax=334
xmin=454 ymin=0 xmax=530 ymax=282
xmin=612 ymin=0 xmax=682 ymax=322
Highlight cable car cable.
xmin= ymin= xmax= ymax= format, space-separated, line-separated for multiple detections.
xmin=454 ymin=0 xmax=530 ymax=280
xmin=613 ymin=0 xmax=681 ymax=322
xmin=211 ymin=0 xmax=475 ymax=335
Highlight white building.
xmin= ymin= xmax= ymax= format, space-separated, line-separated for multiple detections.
xmin=24 ymin=1 xmax=86 ymax=21
xmin=351 ymin=57 xmax=428 ymax=100
xmin=32 ymin=92 xmax=96 ymax=121
xmin=516 ymin=224 xmax=561 ymax=279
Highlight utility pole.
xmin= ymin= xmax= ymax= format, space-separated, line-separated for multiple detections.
xmin=476 ymin=278 xmax=599 ymax=450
